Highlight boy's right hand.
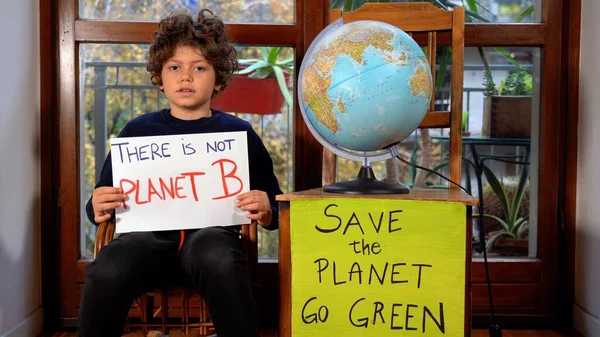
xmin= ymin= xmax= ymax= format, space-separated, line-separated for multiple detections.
xmin=92 ymin=187 xmax=126 ymax=223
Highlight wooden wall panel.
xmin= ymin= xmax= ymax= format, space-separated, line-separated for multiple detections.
xmin=556 ymin=0 xmax=581 ymax=329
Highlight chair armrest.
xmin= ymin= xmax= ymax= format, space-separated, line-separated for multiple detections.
xmin=94 ymin=221 xmax=116 ymax=259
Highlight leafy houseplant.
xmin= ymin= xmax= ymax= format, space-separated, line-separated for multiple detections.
xmin=482 ymin=68 xmax=533 ymax=138
xmin=236 ymin=47 xmax=294 ymax=107
xmin=477 ymin=157 xmax=530 ymax=255
xmin=211 ymin=47 xmax=294 ymax=115
xmin=483 ymin=69 xmax=497 ymax=96
xmin=497 ymin=69 xmax=533 ymax=96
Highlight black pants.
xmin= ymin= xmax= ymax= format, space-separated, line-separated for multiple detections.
xmin=77 ymin=227 xmax=258 ymax=337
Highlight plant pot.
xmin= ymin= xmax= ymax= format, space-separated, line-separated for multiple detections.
xmin=211 ymin=72 xmax=290 ymax=115
xmin=490 ymin=237 xmax=528 ymax=256
xmin=482 ymin=96 xmax=532 ymax=138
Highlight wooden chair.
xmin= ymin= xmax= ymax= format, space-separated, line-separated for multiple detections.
xmin=93 ymin=220 xmax=258 ymax=336
xmin=323 ymin=3 xmax=465 ymax=187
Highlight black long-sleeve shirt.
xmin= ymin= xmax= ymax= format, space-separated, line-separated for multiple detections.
xmin=86 ymin=109 xmax=283 ymax=230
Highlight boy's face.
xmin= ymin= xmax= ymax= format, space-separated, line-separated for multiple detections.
xmin=160 ymin=45 xmax=221 ymax=119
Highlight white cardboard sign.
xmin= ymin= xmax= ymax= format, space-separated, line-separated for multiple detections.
xmin=110 ymin=131 xmax=250 ymax=233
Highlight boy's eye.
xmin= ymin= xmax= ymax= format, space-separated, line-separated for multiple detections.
xmin=194 ymin=66 xmax=205 ymax=71
xmin=168 ymin=65 xmax=179 ymax=71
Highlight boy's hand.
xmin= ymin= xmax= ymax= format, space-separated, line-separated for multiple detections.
xmin=237 ymin=190 xmax=272 ymax=228
xmin=92 ymin=187 xmax=126 ymax=224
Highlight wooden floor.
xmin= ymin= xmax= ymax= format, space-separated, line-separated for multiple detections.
xmin=52 ymin=329 xmax=583 ymax=337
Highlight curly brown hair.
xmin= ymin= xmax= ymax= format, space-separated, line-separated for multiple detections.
xmin=147 ymin=9 xmax=238 ymax=96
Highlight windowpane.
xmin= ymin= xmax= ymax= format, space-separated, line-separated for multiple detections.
xmin=79 ymin=0 xmax=295 ymax=24
xmin=462 ymin=47 xmax=540 ymax=259
xmin=79 ymin=44 xmax=294 ymax=259
xmin=332 ymin=46 xmax=540 ymax=259
xmin=455 ymin=0 xmax=541 ymax=23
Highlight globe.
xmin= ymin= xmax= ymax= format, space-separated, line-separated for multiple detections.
xmin=298 ymin=18 xmax=433 ymax=194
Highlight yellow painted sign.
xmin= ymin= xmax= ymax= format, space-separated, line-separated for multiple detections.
xmin=290 ymin=198 xmax=466 ymax=337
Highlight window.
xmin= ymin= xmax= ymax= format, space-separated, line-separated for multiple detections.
xmin=460 ymin=47 xmax=540 ymax=259
xmin=79 ymin=43 xmax=294 ymax=259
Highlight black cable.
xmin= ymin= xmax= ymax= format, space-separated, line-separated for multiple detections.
xmin=470 ymin=145 xmax=502 ymax=337
xmin=394 ymin=152 xmax=502 ymax=337
xmin=395 ymin=154 xmax=471 ymax=195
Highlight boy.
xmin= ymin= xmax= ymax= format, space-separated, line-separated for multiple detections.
xmin=78 ymin=9 xmax=282 ymax=337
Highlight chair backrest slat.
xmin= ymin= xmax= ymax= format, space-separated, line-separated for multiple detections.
xmin=428 ymin=31 xmax=438 ymax=112
xmin=337 ymin=3 xmax=453 ymax=31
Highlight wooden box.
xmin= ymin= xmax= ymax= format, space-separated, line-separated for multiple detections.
xmin=482 ymin=96 xmax=532 ymax=138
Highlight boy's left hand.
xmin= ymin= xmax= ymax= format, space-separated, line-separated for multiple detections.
xmin=236 ymin=190 xmax=272 ymax=228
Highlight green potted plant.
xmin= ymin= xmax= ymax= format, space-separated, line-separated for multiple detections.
xmin=476 ymin=157 xmax=530 ymax=255
xmin=211 ymin=47 xmax=294 ymax=115
xmin=482 ymin=68 xmax=533 ymax=138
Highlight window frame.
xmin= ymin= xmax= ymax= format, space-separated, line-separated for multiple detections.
xmin=45 ymin=0 xmax=578 ymax=329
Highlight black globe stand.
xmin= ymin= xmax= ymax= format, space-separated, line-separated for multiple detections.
xmin=323 ymin=165 xmax=409 ymax=194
